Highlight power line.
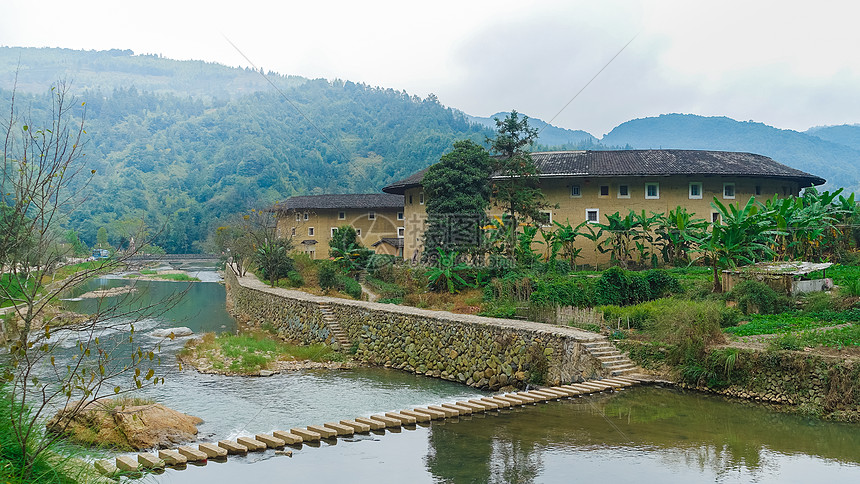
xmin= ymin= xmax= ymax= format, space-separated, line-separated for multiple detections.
xmin=542 ymin=32 xmax=640 ymax=133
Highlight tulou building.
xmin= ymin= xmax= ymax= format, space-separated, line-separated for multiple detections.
xmin=381 ymin=149 xmax=826 ymax=264
xmin=274 ymin=150 xmax=824 ymax=265
xmin=274 ymin=193 xmax=405 ymax=259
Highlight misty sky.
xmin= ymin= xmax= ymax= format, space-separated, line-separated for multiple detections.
xmin=2 ymin=0 xmax=858 ymax=136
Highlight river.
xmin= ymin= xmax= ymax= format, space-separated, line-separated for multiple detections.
xmin=60 ymin=264 xmax=860 ymax=483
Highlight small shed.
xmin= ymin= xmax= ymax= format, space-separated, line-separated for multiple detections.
xmin=721 ymin=261 xmax=833 ymax=295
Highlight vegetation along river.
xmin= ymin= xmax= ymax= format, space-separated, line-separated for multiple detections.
xmin=61 ymin=264 xmax=860 ymax=483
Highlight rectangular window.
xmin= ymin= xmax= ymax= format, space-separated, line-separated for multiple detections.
xmin=419 ymin=192 xmax=425 ymax=205
xmin=599 ymin=185 xmax=610 ymax=197
xmin=338 ymin=211 xmax=346 ymax=220
xmin=355 ymin=228 xmax=362 ymax=236
xmin=290 ymin=227 xmax=296 ymax=237
xmin=368 ymin=211 xmax=376 ymax=220
xmin=617 ymin=184 xmax=630 ymax=198
xmin=331 ymin=227 xmax=337 ymax=237
xmin=308 ymin=227 xmax=315 ymax=236
xmin=586 ymin=209 xmax=599 ymax=224
xmin=689 ymin=182 xmax=703 ymax=199
xmin=408 ymin=194 xmax=413 ymax=204
xmin=570 ymin=184 xmax=582 ymax=198
xmin=538 ymin=210 xmax=553 ymax=227
xmin=712 ymin=212 xmax=720 ymax=224
xmin=295 ymin=213 xmax=301 ymax=222
xmin=308 ymin=249 xmax=315 ymax=259
xmin=645 ymin=182 xmax=660 ymax=199
xmin=303 ymin=212 xmax=309 ymax=221
xmin=397 ymin=212 xmax=404 ymax=220
xmin=723 ymin=183 xmax=735 ymax=199
xmin=397 ymin=227 xmax=405 ymax=238
xmin=755 ymin=185 xmax=762 ymax=196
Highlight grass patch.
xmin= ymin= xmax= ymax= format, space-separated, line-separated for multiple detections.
xmin=139 ymin=269 xmax=157 ymax=275
xmin=725 ymin=309 xmax=860 ymax=337
xmin=149 ymin=273 xmax=200 ymax=282
xmin=182 ymin=332 xmax=343 ymax=373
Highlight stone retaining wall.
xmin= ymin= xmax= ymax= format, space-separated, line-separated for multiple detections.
xmin=224 ymin=266 xmax=609 ymax=390
xmin=619 ymin=341 xmax=860 ymax=421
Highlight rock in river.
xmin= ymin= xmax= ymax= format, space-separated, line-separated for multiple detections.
xmin=152 ymin=327 xmax=194 ymax=338
xmin=47 ymin=398 xmax=203 ymax=450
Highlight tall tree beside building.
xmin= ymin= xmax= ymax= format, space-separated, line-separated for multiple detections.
xmin=423 ymin=140 xmax=492 ymax=259
xmin=488 ymin=111 xmax=551 ymax=261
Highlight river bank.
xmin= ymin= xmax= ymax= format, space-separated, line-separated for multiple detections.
xmin=618 ymin=339 xmax=860 ymax=422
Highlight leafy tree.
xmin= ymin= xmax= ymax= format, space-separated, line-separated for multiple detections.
xmin=329 ymin=225 xmax=372 ymax=273
xmin=64 ymin=230 xmax=88 ymax=257
xmin=254 ymin=239 xmax=294 ymax=287
xmin=423 ymin=140 xmax=492 ymax=258
xmin=695 ymin=197 xmax=779 ymax=292
xmin=488 ymin=111 xmax=552 ymax=261
xmin=426 ymin=248 xmax=472 ymax=293
xmin=0 ymin=83 xmax=177 ymax=478
xmin=96 ymin=226 xmax=108 ymax=248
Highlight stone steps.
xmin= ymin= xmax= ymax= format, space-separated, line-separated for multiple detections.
xmin=94 ymin=377 xmax=644 ymax=478
xmin=582 ymin=339 xmax=640 ymax=376
xmin=319 ymin=303 xmax=351 ymax=348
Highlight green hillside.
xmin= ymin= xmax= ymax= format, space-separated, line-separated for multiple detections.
xmin=1 ymin=48 xmax=491 ymax=252
xmin=806 ymin=124 xmax=860 ymax=151
xmin=601 ymin=114 xmax=860 ymax=193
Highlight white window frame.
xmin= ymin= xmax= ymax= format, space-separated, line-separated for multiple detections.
xmin=303 ymin=212 xmax=309 ymax=221
xmin=290 ymin=227 xmax=296 ymax=236
xmin=295 ymin=213 xmax=301 ymax=222
xmin=331 ymin=227 xmax=337 ymax=237
xmin=338 ymin=211 xmax=346 ymax=220
xmin=308 ymin=227 xmax=315 ymax=236
xmin=586 ymin=208 xmax=600 ymax=224
xmin=570 ymin=184 xmax=582 ymax=198
xmin=723 ymin=183 xmax=736 ymax=199
xmin=617 ymin=184 xmax=630 ymax=199
xmin=539 ymin=210 xmax=553 ymax=227
xmin=599 ymin=185 xmax=610 ymax=197
xmin=419 ymin=192 xmax=425 ymax=205
xmin=397 ymin=212 xmax=404 ymax=220
xmin=711 ymin=212 xmax=721 ymax=224
xmin=397 ymin=227 xmax=405 ymax=238
xmin=368 ymin=211 xmax=376 ymax=220
xmin=645 ymin=182 xmax=660 ymax=200
xmin=355 ymin=228 xmax=362 ymax=236
xmin=689 ymin=182 xmax=703 ymax=200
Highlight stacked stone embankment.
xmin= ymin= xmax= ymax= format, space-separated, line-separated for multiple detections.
xmin=224 ymin=265 xmax=628 ymax=390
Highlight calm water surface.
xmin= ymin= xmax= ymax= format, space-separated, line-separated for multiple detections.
xmin=60 ymin=267 xmax=860 ymax=483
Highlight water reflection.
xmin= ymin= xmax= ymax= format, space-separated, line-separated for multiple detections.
xmin=423 ymin=387 xmax=860 ymax=483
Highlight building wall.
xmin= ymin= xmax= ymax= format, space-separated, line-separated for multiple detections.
xmin=404 ymin=175 xmax=799 ymax=266
xmin=276 ymin=207 xmax=404 ymax=259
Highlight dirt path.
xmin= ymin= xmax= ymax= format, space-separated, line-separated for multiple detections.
xmin=359 ymin=282 xmax=379 ymax=302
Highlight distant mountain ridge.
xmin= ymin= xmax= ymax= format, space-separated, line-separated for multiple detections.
xmin=600 ymin=114 xmax=860 ymax=193
xmin=1 ymin=46 xmax=858 ymax=253
xmin=467 ymin=112 xmax=598 ymax=148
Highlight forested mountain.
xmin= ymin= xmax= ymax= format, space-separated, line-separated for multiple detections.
xmin=3 ymin=48 xmax=859 ymax=253
xmin=1 ymin=48 xmax=491 ymax=252
xmin=806 ymin=124 xmax=860 ymax=151
xmin=600 ymin=114 xmax=860 ymax=194
xmin=467 ymin=112 xmax=598 ymax=148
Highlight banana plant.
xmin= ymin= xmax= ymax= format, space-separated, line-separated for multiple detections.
xmin=426 ymin=248 xmax=473 ymax=293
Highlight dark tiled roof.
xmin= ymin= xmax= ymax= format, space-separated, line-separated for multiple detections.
xmin=381 ymin=150 xmax=825 ymax=193
xmin=382 ymin=168 xmax=429 ymax=195
xmin=300 ymin=240 xmax=318 ymax=245
xmin=277 ymin=193 xmax=404 ymax=211
xmin=372 ymin=237 xmax=405 ymax=248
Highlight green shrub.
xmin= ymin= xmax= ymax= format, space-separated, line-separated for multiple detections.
xmin=727 ymin=280 xmax=789 ymax=315
xmin=366 ymin=276 xmax=406 ymax=299
xmin=800 ymin=291 xmax=835 ymax=313
xmin=651 ymin=300 xmax=726 ymax=364
xmin=841 ymin=278 xmax=860 ymax=297
xmin=377 ymin=297 xmax=403 ymax=305
xmin=286 ymin=270 xmax=304 ymax=287
xmin=645 ymin=269 xmax=682 ymax=299
xmin=341 ymin=276 xmax=363 ymax=299
xmin=594 ymin=267 xmax=656 ymax=306
xmin=768 ymin=333 xmax=803 ymax=351
xmin=318 ymin=261 xmax=340 ymax=291
xmin=530 ymin=275 xmax=595 ymax=308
